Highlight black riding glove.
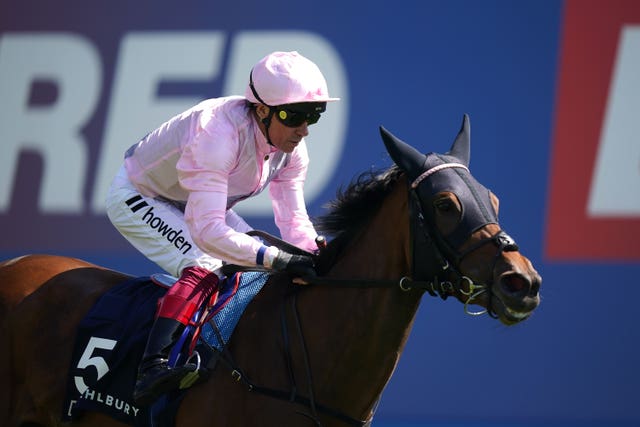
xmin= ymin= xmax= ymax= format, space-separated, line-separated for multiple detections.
xmin=271 ymin=250 xmax=316 ymax=278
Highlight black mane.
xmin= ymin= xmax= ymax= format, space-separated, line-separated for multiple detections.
xmin=313 ymin=165 xmax=404 ymax=271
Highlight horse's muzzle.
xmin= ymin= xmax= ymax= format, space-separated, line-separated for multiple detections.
xmin=492 ymin=267 xmax=542 ymax=325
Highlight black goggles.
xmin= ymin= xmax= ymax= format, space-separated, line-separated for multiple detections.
xmin=274 ymin=102 xmax=326 ymax=127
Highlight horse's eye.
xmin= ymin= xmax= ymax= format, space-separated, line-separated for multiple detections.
xmin=434 ymin=198 xmax=455 ymax=212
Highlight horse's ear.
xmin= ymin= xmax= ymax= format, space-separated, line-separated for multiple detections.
xmin=448 ymin=114 xmax=471 ymax=166
xmin=379 ymin=126 xmax=427 ymax=179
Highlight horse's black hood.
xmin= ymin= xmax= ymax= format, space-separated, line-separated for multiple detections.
xmin=379 ymin=114 xmax=499 ymax=250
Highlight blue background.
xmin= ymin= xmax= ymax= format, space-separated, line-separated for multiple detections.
xmin=2 ymin=1 xmax=639 ymax=426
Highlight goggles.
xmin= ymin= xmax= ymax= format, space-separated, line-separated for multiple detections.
xmin=274 ymin=102 xmax=326 ymax=127
xmin=249 ymin=70 xmax=327 ymax=127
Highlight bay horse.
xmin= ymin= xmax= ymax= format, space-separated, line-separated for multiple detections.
xmin=0 ymin=115 xmax=541 ymax=427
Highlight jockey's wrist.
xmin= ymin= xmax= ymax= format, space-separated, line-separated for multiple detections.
xmin=257 ymin=245 xmax=279 ymax=268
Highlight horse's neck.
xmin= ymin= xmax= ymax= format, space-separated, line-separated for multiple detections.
xmin=299 ymin=181 xmax=424 ymax=420
xmin=220 ymin=181 xmax=424 ymax=423
xmin=331 ymin=184 xmax=411 ymax=279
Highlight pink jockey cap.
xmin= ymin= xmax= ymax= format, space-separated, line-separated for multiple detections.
xmin=245 ymin=51 xmax=340 ymax=106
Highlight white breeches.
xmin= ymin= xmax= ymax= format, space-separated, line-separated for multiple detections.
xmin=105 ymin=166 xmax=252 ymax=277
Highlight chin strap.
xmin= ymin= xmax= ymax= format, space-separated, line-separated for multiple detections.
xmin=249 ymin=69 xmax=276 ymax=147
xmin=261 ymin=109 xmax=276 ymax=147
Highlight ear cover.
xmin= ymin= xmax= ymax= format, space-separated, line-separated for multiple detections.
xmin=446 ymin=114 xmax=471 ymax=166
xmin=379 ymin=126 xmax=428 ymax=180
xmin=381 ymin=114 xmax=497 ymax=251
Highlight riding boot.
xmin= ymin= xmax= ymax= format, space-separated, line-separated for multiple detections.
xmin=132 ymin=317 xmax=198 ymax=406
xmin=133 ymin=266 xmax=219 ymax=406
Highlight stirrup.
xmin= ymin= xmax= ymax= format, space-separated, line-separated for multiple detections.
xmin=178 ymin=351 xmax=203 ymax=389
xmin=133 ymin=362 xmax=199 ymax=406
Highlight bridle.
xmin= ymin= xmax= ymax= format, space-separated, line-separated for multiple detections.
xmin=213 ymin=162 xmax=520 ymax=426
xmin=303 ymin=161 xmax=520 ymax=315
xmin=405 ymin=162 xmax=519 ymax=317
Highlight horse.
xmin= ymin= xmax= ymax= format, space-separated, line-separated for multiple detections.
xmin=0 ymin=115 xmax=541 ymax=427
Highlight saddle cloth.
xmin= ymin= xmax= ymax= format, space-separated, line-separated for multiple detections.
xmin=61 ymin=271 xmax=269 ymax=426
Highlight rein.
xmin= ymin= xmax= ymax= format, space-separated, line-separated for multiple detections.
xmin=202 ymin=292 xmax=371 ymax=427
xmin=242 ymin=215 xmax=502 ymax=317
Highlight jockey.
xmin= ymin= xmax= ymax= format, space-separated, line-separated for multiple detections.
xmin=104 ymin=51 xmax=339 ymax=406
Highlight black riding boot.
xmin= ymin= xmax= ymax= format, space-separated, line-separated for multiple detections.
xmin=133 ymin=317 xmax=199 ymax=406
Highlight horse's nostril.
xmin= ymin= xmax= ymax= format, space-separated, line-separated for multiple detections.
xmin=530 ymin=277 xmax=541 ymax=296
xmin=501 ymin=274 xmax=528 ymax=295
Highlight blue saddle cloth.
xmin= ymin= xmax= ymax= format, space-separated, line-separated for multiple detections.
xmin=202 ymin=271 xmax=269 ymax=349
xmin=61 ymin=271 xmax=269 ymax=426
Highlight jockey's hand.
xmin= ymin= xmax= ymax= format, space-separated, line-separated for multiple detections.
xmin=271 ymin=250 xmax=316 ymax=282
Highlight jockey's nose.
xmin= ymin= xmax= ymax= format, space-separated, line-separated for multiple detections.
xmin=296 ymin=122 xmax=309 ymax=137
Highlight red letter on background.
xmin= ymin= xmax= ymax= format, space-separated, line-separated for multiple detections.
xmin=545 ymin=0 xmax=640 ymax=261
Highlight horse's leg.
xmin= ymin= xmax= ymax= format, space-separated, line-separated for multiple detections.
xmin=4 ymin=266 xmax=128 ymax=427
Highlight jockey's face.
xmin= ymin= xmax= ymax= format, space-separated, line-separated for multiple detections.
xmin=255 ymin=104 xmax=310 ymax=153
xmin=268 ymin=113 xmax=310 ymax=154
